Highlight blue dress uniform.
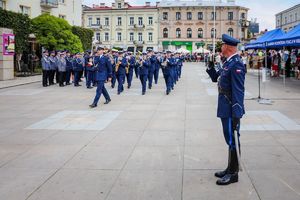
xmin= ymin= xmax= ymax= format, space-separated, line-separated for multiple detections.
xmin=41 ymin=52 xmax=50 ymax=87
xmin=162 ymin=52 xmax=174 ymax=95
xmin=72 ymin=53 xmax=84 ymax=86
xmin=148 ymin=51 xmax=156 ymax=89
xmin=126 ymin=54 xmax=135 ymax=88
xmin=48 ymin=53 xmax=57 ymax=85
xmin=85 ymin=55 xmax=95 ymax=89
xmin=90 ymin=50 xmax=112 ymax=108
xmin=134 ymin=54 xmax=140 ymax=78
xmin=116 ymin=52 xmax=127 ymax=95
xmin=206 ymin=34 xmax=245 ymax=185
xmin=65 ymin=53 xmax=73 ymax=85
xmin=153 ymin=54 xmax=160 ymax=84
xmin=177 ymin=54 xmax=184 ymax=79
xmin=111 ymin=55 xmax=117 ymax=88
xmin=139 ymin=54 xmax=150 ymax=95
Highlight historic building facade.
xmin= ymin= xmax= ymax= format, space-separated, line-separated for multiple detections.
xmin=0 ymin=0 xmax=82 ymax=26
xmin=276 ymin=4 xmax=300 ymax=32
xmin=158 ymin=0 xmax=249 ymax=51
xmin=82 ymin=0 xmax=159 ymax=52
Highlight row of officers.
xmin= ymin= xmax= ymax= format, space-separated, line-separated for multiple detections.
xmin=41 ymin=48 xmax=185 ymax=106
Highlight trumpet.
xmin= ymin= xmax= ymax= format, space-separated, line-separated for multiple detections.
xmin=115 ymin=56 xmax=123 ymax=72
xmin=125 ymin=61 xmax=130 ymax=74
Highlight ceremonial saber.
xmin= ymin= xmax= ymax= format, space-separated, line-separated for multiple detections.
xmin=234 ymin=130 xmax=243 ymax=172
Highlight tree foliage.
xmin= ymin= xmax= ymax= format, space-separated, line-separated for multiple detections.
xmin=0 ymin=8 xmax=32 ymax=54
xmin=72 ymin=26 xmax=94 ymax=51
xmin=32 ymin=14 xmax=83 ymax=53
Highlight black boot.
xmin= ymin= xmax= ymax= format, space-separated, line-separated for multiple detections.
xmin=215 ymin=148 xmax=231 ymax=178
xmin=104 ymin=99 xmax=111 ymax=104
xmin=216 ymin=149 xmax=239 ymax=185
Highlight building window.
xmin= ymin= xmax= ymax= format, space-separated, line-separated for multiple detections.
xmin=59 ymin=14 xmax=66 ymax=19
xmin=117 ymin=17 xmax=122 ymax=26
xmin=59 ymin=0 xmax=65 ymax=3
xmin=118 ymin=3 xmax=121 ymax=8
xmin=198 ymin=28 xmax=203 ymax=38
xmin=129 ymin=32 xmax=134 ymax=41
xmin=187 ymin=12 xmax=192 ymax=20
xmin=0 ymin=0 xmax=6 ymax=9
xmin=285 ymin=16 xmax=287 ymax=24
xmin=176 ymin=28 xmax=181 ymax=38
xmin=96 ymin=33 xmax=100 ymax=42
xmin=20 ymin=5 xmax=31 ymax=16
xmin=211 ymin=12 xmax=216 ymax=20
xmin=277 ymin=19 xmax=280 ymax=26
xmin=138 ymin=17 xmax=143 ymax=25
xmin=211 ymin=28 xmax=216 ymax=38
xmin=228 ymin=12 xmax=233 ymax=20
xmin=187 ymin=28 xmax=192 ymax=38
xmin=88 ymin=17 xmax=92 ymax=26
xmin=198 ymin=12 xmax=203 ymax=20
xmin=228 ymin=28 xmax=233 ymax=37
xmin=96 ymin=17 xmax=100 ymax=25
xmin=290 ymin=14 xmax=293 ymax=22
xmin=176 ymin=12 xmax=181 ymax=20
xmin=163 ymin=12 xmax=168 ymax=20
xmin=148 ymin=32 xmax=153 ymax=41
xmin=138 ymin=32 xmax=143 ymax=41
xmin=148 ymin=17 xmax=153 ymax=25
xmin=163 ymin=28 xmax=168 ymax=38
xmin=129 ymin=17 xmax=134 ymax=25
xmin=295 ymin=13 xmax=297 ymax=21
xmin=117 ymin=32 xmax=122 ymax=41
xmin=105 ymin=17 xmax=109 ymax=26
xmin=105 ymin=33 xmax=109 ymax=41
xmin=241 ymin=13 xmax=245 ymax=19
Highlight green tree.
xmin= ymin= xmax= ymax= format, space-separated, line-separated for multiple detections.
xmin=32 ymin=14 xmax=83 ymax=53
xmin=0 ymin=8 xmax=32 ymax=54
xmin=215 ymin=41 xmax=223 ymax=53
xmin=72 ymin=26 xmax=94 ymax=51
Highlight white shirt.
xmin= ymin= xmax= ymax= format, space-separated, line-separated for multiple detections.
xmin=226 ymin=53 xmax=238 ymax=62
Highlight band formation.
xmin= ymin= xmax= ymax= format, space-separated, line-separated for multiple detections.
xmin=41 ymin=48 xmax=184 ymax=107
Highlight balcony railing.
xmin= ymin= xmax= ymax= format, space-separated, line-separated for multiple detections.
xmin=89 ymin=24 xmax=103 ymax=30
xmin=134 ymin=24 xmax=145 ymax=30
xmin=40 ymin=0 xmax=58 ymax=8
xmin=133 ymin=40 xmax=144 ymax=46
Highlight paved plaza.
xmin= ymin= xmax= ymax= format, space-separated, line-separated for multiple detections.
xmin=0 ymin=62 xmax=299 ymax=200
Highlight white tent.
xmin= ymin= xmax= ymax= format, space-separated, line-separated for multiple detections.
xmin=175 ymin=48 xmax=190 ymax=54
xmin=194 ymin=47 xmax=210 ymax=54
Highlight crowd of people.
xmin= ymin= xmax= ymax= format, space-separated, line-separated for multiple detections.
xmin=203 ymin=48 xmax=300 ymax=80
xmin=41 ymin=48 xmax=185 ymax=106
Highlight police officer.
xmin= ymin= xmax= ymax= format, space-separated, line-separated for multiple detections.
xmin=126 ymin=52 xmax=135 ymax=89
xmin=85 ymin=53 xmax=95 ymax=89
xmin=115 ymin=51 xmax=127 ymax=95
xmin=65 ymin=51 xmax=73 ymax=85
xmin=139 ymin=52 xmax=150 ymax=95
xmin=41 ymin=50 xmax=50 ymax=87
xmin=165 ymin=51 xmax=176 ymax=95
xmin=57 ymin=51 xmax=67 ymax=87
xmin=111 ymin=50 xmax=118 ymax=88
xmin=73 ymin=52 xmax=84 ymax=87
xmin=89 ymin=47 xmax=112 ymax=108
xmin=48 ymin=51 xmax=57 ymax=85
xmin=153 ymin=52 xmax=160 ymax=84
xmin=206 ymin=34 xmax=245 ymax=185
xmin=148 ymin=49 xmax=155 ymax=89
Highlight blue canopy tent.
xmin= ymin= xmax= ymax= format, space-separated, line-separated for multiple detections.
xmin=266 ymin=24 xmax=300 ymax=48
xmin=245 ymin=28 xmax=285 ymax=50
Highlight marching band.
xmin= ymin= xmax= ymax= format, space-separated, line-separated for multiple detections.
xmin=41 ymin=47 xmax=185 ymax=106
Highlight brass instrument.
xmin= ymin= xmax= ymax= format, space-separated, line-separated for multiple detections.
xmin=115 ymin=56 xmax=122 ymax=72
xmin=125 ymin=60 xmax=130 ymax=74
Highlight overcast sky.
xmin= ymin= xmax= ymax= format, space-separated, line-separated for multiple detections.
xmin=82 ymin=0 xmax=299 ymax=31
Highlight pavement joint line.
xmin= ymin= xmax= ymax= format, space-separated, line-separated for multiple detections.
xmin=181 ymin=71 xmax=187 ymax=200
xmin=24 ymin=128 xmax=103 ymax=200
xmin=103 ymin=85 xmax=165 ymax=200
xmin=0 ymin=129 xmax=61 ymax=169
xmin=0 ymin=80 xmax=41 ymax=90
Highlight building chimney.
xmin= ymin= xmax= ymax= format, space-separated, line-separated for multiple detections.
xmin=227 ymin=0 xmax=235 ymax=4
xmin=145 ymin=2 xmax=150 ymax=6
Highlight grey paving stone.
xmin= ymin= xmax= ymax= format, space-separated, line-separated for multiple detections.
xmin=26 ymin=169 xmax=119 ymax=200
xmin=248 ymin=169 xmax=300 ymax=200
xmin=0 ymin=167 xmax=55 ymax=200
xmin=106 ymin=170 xmax=182 ymax=200
xmin=125 ymin=146 xmax=184 ymax=170
xmin=64 ymin=145 xmax=134 ymax=170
